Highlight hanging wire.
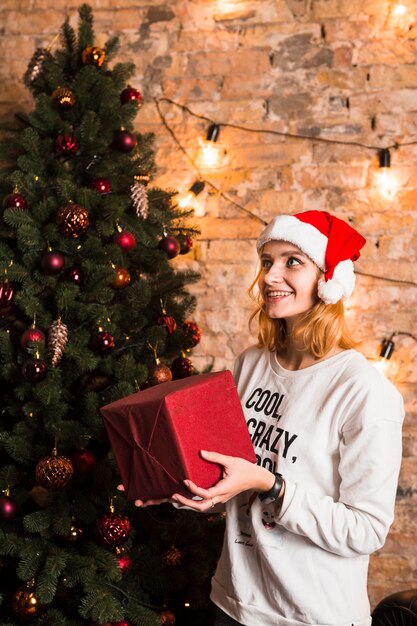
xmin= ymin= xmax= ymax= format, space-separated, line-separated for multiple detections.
xmin=154 ymin=98 xmax=417 ymax=288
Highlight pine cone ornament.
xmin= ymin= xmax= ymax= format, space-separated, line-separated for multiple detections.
xmin=48 ymin=318 xmax=68 ymax=366
xmin=23 ymin=48 xmax=51 ymax=92
xmin=131 ymin=182 xmax=149 ymax=219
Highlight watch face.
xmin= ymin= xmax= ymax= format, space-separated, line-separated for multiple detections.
xmin=260 ymin=495 xmax=276 ymax=505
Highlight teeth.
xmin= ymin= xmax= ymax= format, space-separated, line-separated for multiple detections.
xmin=267 ymin=291 xmax=292 ymax=297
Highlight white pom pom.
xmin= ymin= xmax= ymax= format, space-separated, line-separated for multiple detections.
xmin=318 ymin=260 xmax=355 ymax=304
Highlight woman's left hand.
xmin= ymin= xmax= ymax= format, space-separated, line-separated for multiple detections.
xmin=171 ymin=449 xmax=275 ymax=512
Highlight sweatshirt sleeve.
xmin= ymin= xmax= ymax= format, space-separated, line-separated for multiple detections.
xmin=276 ymin=379 xmax=404 ymax=558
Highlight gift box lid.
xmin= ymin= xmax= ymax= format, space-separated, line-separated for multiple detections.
xmin=100 ymin=370 xmax=256 ymax=500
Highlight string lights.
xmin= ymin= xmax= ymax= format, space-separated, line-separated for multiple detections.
xmin=154 ymin=96 xmax=417 ymax=290
xmin=375 ymin=331 xmax=417 ymax=377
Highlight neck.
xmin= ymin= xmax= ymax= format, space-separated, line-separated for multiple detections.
xmin=278 ymin=319 xmax=342 ymax=371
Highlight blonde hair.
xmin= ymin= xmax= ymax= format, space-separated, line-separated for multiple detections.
xmin=248 ymin=265 xmax=359 ymax=359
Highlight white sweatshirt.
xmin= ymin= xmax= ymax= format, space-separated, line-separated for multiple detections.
xmin=211 ymin=347 xmax=404 ymax=626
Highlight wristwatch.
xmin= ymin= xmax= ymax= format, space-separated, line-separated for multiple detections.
xmin=258 ymin=473 xmax=284 ymax=505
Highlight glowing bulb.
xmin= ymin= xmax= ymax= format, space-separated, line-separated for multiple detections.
xmin=374 ymin=169 xmax=400 ymax=199
xmin=178 ymin=192 xmax=195 ymax=209
xmin=177 ymin=180 xmax=206 ymax=214
xmin=198 ymin=138 xmax=222 ymax=168
xmin=393 ymin=3 xmax=406 ymax=16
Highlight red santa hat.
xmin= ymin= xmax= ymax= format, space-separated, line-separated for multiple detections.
xmin=256 ymin=210 xmax=366 ymax=304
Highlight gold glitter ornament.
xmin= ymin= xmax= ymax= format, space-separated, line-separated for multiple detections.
xmin=35 ymin=447 xmax=73 ymax=490
xmin=57 ymin=203 xmax=90 ymax=238
xmin=52 ymin=86 xmax=76 ymax=110
xmin=12 ymin=579 xmax=45 ymax=620
xmin=164 ymin=544 xmax=182 ymax=567
xmin=81 ymin=46 xmax=105 ymax=67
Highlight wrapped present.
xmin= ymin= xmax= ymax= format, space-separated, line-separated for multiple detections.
xmin=100 ymin=370 xmax=256 ymax=501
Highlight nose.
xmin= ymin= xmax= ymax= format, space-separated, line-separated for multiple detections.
xmin=263 ymin=262 xmax=285 ymax=285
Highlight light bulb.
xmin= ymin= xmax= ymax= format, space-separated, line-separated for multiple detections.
xmin=393 ymin=3 xmax=406 ymax=16
xmin=374 ymin=169 xmax=400 ymax=199
xmin=199 ymin=139 xmax=223 ymax=168
xmin=177 ymin=180 xmax=205 ymax=212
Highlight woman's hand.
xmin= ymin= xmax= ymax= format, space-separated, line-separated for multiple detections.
xmin=116 ymin=484 xmax=173 ymax=508
xmin=171 ymin=450 xmax=275 ymax=512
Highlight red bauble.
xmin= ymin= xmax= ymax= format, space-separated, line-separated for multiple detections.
xmin=120 ymin=85 xmax=142 ymax=106
xmin=182 ymin=321 xmax=202 ymax=347
xmin=3 ymin=192 xmax=27 ymax=210
xmin=177 ymin=234 xmax=193 ymax=255
xmin=95 ymin=511 xmax=131 ymax=547
xmin=113 ymin=129 xmax=137 ymax=153
xmin=40 ymin=250 xmax=65 ymax=275
xmin=159 ymin=236 xmax=180 ymax=259
xmin=91 ymin=178 xmax=112 ymax=193
xmin=56 ymin=132 xmax=79 ymax=156
xmin=63 ymin=265 xmax=84 ymax=285
xmin=0 ymin=494 xmax=17 ymax=521
xmin=117 ymin=552 xmax=133 ymax=575
xmin=22 ymin=357 xmax=48 ymax=383
xmin=70 ymin=448 xmax=96 ymax=474
xmin=157 ymin=315 xmax=177 ymax=335
xmin=90 ymin=331 xmax=115 ymax=354
xmin=0 ymin=281 xmax=14 ymax=307
xmin=171 ymin=356 xmax=194 ymax=380
xmin=114 ymin=230 xmax=136 ymax=251
xmin=20 ymin=326 xmax=46 ymax=350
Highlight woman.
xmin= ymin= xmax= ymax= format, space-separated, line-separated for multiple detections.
xmin=136 ymin=211 xmax=405 ymax=626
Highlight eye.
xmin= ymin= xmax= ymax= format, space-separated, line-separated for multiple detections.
xmin=261 ymin=258 xmax=272 ymax=269
xmin=287 ymin=256 xmax=302 ymax=267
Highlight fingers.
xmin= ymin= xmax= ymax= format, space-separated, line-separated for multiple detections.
xmin=200 ymin=450 xmax=232 ymax=464
xmin=172 ymin=493 xmax=214 ymax=512
xmin=117 ymin=484 xmax=125 ymax=492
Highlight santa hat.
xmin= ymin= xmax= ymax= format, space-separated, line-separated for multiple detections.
xmin=256 ymin=210 xmax=366 ymax=304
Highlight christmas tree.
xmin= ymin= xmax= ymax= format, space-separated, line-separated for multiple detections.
xmin=0 ymin=5 xmax=224 ymax=625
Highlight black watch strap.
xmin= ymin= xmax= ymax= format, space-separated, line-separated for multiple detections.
xmin=258 ymin=473 xmax=283 ymax=505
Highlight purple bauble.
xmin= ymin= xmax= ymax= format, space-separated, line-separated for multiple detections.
xmin=63 ymin=265 xmax=84 ymax=285
xmin=22 ymin=357 xmax=48 ymax=383
xmin=159 ymin=236 xmax=181 ymax=259
xmin=113 ymin=129 xmax=137 ymax=153
xmin=40 ymin=251 xmax=65 ymax=275
xmin=0 ymin=494 xmax=17 ymax=521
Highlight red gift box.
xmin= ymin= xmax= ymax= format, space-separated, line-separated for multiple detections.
xmin=100 ymin=370 xmax=256 ymax=501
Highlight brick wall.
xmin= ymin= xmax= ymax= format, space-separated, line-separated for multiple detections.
xmin=1 ymin=0 xmax=416 ymax=609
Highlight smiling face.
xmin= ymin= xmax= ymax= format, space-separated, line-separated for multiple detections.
xmin=259 ymin=240 xmax=320 ymax=323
